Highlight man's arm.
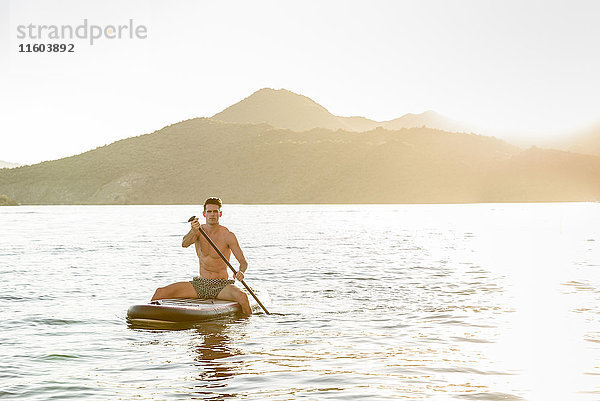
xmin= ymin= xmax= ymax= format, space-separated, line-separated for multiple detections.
xmin=228 ymin=232 xmax=248 ymax=275
xmin=182 ymin=229 xmax=198 ymax=247
xmin=182 ymin=219 xmax=200 ymax=247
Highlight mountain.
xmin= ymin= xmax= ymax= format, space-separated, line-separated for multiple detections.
xmin=212 ymin=88 xmax=475 ymax=133
xmin=1 ymin=118 xmax=599 ymax=204
xmin=212 ymin=88 xmax=358 ymax=131
xmin=0 ymin=160 xmax=21 ymax=169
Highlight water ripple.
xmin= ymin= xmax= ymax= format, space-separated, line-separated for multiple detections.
xmin=1 ymin=203 xmax=599 ymax=400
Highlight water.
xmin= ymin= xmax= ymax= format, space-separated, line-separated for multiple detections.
xmin=1 ymin=203 xmax=599 ymax=400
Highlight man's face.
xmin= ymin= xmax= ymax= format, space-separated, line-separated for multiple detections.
xmin=203 ymin=204 xmax=222 ymax=225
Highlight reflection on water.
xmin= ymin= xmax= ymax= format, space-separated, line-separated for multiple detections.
xmin=191 ymin=320 xmax=243 ymax=400
xmin=1 ymin=203 xmax=600 ymax=400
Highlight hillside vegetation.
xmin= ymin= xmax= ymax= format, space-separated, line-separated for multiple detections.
xmin=3 ymin=88 xmax=600 ymax=204
xmin=1 ymin=118 xmax=599 ymax=204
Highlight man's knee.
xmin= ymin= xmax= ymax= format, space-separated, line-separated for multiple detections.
xmin=236 ymin=291 xmax=249 ymax=304
xmin=152 ymin=287 xmax=165 ymax=300
xmin=152 ymin=285 xmax=175 ymax=300
xmin=236 ymin=291 xmax=252 ymax=314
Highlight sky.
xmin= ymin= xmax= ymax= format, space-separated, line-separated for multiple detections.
xmin=1 ymin=0 xmax=600 ymax=165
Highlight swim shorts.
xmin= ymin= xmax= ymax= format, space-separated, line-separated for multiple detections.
xmin=190 ymin=277 xmax=234 ymax=299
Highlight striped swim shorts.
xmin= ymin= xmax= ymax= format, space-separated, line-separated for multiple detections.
xmin=190 ymin=277 xmax=234 ymax=299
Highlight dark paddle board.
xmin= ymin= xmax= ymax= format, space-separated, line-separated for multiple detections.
xmin=127 ymin=298 xmax=241 ymax=327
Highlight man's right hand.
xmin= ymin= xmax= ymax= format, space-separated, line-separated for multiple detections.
xmin=191 ymin=218 xmax=200 ymax=232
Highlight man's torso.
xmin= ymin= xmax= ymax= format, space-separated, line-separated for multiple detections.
xmin=194 ymin=224 xmax=231 ymax=279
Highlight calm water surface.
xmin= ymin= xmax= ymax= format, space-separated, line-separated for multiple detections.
xmin=1 ymin=204 xmax=599 ymax=400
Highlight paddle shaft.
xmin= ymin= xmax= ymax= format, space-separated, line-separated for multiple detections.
xmin=189 ymin=216 xmax=270 ymax=315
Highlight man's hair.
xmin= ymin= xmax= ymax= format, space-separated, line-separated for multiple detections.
xmin=204 ymin=197 xmax=222 ymax=211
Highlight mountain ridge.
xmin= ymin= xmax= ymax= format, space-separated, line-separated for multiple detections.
xmin=1 ymin=117 xmax=599 ymax=204
xmin=212 ymin=88 xmax=477 ymax=134
xmin=2 ymin=88 xmax=599 ymax=204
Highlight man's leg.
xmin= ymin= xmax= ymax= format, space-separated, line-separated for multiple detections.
xmin=151 ymin=281 xmax=198 ymax=301
xmin=216 ymin=284 xmax=251 ymax=314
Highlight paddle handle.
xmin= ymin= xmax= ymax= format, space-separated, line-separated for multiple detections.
xmin=189 ymin=216 xmax=271 ymax=315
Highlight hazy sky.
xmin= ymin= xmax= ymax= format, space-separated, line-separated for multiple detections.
xmin=1 ymin=0 xmax=600 ymax=164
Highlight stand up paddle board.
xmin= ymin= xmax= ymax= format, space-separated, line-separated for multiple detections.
xmin=127 ymin=298 xmax=241 ymax=327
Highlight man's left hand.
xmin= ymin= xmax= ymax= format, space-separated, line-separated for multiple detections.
xmin=234 ymin=271 xmax=245 ymax=281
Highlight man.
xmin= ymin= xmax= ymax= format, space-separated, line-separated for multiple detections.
xmin=151 ymin=197 xmax=252 ymax=314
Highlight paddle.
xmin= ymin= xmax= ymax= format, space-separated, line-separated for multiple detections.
xmin=188 ymin=216 xmax=271 ymax=315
